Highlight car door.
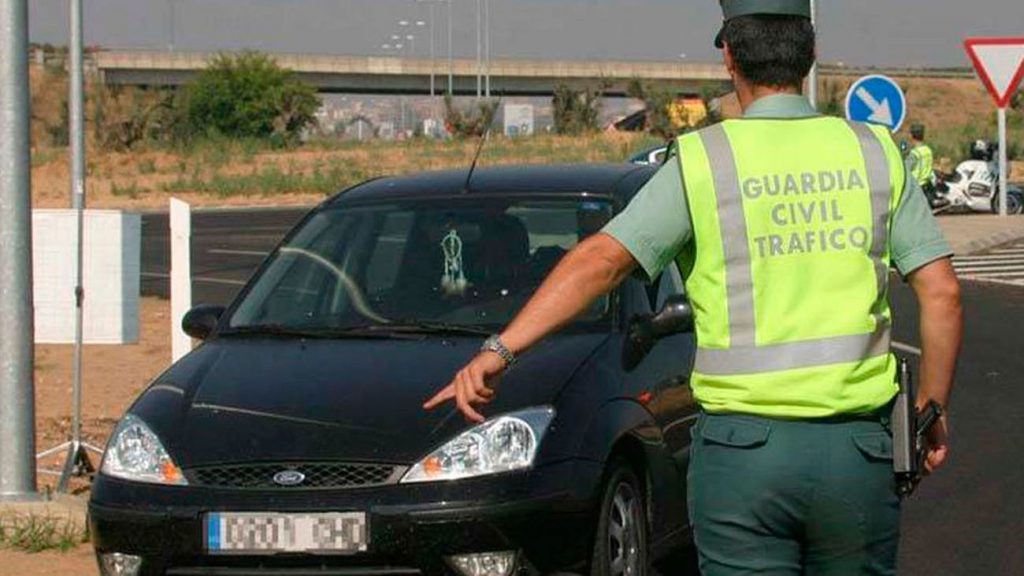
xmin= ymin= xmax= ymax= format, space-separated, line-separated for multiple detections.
xmin=621 ymin=263 xmax=697 ymax=537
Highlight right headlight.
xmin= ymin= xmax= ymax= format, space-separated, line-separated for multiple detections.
xmin=100 ymin=414 xmax=187 ymax=486
xmin=401 ymin=406 xmax=555 ymax=484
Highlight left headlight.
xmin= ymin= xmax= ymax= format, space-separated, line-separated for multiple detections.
xmin=100 ymin=414 xmax=188 ymax=486
xmin=401 ymin=406 xmax=555 ymax=484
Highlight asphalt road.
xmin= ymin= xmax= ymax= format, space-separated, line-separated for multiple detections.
xmin=141 ymin=208 xmax=1023 ymax=575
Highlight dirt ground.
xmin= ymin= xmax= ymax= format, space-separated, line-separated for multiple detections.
xmin=1 ymin=545 xmax=99 ymax=576
xmin=0 ymin=298 xmax=172 ymax=575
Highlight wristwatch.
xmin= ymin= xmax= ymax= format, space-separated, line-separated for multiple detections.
xmin=481 ymin=335 xmax=517 ymax=367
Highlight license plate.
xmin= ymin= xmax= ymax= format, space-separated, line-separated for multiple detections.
xmin=205 ymin=512 xmax=368 ymax=555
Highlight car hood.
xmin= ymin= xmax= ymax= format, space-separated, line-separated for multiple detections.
xmin=133 ymin=334 xmax=607 ymax=468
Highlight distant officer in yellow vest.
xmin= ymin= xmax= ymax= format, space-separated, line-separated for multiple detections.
xmin=426 ymin=1 xmax=963 ymax=573
xmin=908 ymin=123 xmax=936 ymax=189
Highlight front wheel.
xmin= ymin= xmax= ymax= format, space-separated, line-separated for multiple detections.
xmin=591 ymin=461 xmax=649 ymax=576
xmin=991 ymin=191 xmax=1024 ymax=215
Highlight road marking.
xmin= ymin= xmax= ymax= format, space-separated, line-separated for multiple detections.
xmin=956 ymin=264 xmax=1024 ymax=273
xmin=142 ymin=272 xmax=246 ymax=287
xmin=954 ymin=242 xmax=1024 ymax=287
xmin=208 ymin=249 xmax=269 ymax=257
xmin=892 ymin=341 xmax=922 ymax=356
xmin=954 ymin=255 xmax=1024 ymax=263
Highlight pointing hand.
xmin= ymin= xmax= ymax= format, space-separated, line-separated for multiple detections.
xmin=423 ymin=351 xmax=507 ymax=423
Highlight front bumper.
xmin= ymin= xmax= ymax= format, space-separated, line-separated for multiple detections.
xmin=89 ymin=459 xmax=603 ymax=576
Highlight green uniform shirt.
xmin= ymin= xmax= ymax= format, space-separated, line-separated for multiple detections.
xmin=604 ymin=94 xmax=953 ymax=281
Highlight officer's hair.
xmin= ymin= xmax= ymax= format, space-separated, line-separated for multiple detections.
xmin=722 ymin=15 xmax=815 ymax=90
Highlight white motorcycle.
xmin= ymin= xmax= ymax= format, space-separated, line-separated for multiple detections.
xmin=926 ymin=140 xmax=1024 ymax=215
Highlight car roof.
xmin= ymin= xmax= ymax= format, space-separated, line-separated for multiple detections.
xmin=327 ymin=163 xmax=657 ymax=206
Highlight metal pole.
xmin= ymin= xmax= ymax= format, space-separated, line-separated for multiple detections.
xmin=429 ymin=3 xmax=436 ymax=98
xmin=447 ymin=0 xmax=453 ymax=96
xmin=807 ymin=0 xmax=817 ymax=109
xmin=55 ymin=0 xmax=95 ymax=494
xmin=476 ymin=0 xmax=482 ymax=98
xmin=998 ymin=106 xmax=1008 ymax=216
xmin=0 ymin=0 xmax=38 ymax=502
xmin=167 ymin=0 xmax=175 ymax=52
xmin=484 ymin=0 xmax=491 ymax=98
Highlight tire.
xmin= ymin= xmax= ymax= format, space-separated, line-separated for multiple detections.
xmin=590 ymin=460 xmax=649 ymax=576
xmin=991 ymin=192 xmax=1024 ymax=215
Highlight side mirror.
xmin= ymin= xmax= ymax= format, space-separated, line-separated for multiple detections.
xmin=182 ymin=304 xmax=226 ymax=340
xmin=649 ymin=294 xmax=694 ymax=338
xmin=622 ymin=295 xmax=694 ymax=371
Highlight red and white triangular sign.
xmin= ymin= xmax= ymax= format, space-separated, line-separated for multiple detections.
xmin=965 ymin=38 xmax=1024 ymax=108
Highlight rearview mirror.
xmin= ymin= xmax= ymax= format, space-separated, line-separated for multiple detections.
xmin=622 ymin=295 xmax=694 ymax=371
xmin=182 ymin=304 xmax=226 ymax=340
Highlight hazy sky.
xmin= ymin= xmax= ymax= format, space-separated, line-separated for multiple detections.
xmin=27 ymin=0 xmax=1024 ymax=68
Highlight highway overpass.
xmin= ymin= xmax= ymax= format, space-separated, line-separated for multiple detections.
xmin=95 ymin=50 xmax=733 ymax=97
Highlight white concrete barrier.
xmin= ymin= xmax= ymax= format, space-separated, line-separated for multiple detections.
xmin=170 ymin=198 xmax=193 ymax=361
xmin=32 ymin=209 xmax=140 ymax=344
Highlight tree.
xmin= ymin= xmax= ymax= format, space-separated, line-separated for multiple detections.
xmin=627 ymin=80 xmax=677 ymax=138
xmin=182 ymin=52 xmax=320 ymax=144
xmin=552 ymin=84 xmax=603 ymax=135
xmin=443 ymin=96 xmax=499 ymax=138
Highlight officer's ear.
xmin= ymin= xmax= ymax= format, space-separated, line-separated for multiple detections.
xmin=722 ymin=43 xmax=738 ymax=78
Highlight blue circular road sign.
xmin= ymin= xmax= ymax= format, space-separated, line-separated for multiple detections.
xmin=845 ymin=75 xmax=907 ymax=132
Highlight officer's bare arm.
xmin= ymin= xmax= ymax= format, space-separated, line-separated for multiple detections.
xmin=498 ymin=233 xmax=637 ymax=354
xmin=424 ymin=233 xmax=638 ymax=420
xmin=908 ymin=257 xmax=962 ymax=410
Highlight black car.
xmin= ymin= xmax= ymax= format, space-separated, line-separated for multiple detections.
xmin=89 ymin=164 xmax=699 ymax=576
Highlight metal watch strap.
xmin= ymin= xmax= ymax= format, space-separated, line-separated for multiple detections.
xmin=482 ymin=335 xmax=516 ymax=366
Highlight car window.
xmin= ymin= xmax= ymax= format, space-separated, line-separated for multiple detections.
xmin=228 ymin=198 xmax=614 ymax=332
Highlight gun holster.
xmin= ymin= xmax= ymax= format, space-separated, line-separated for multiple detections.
xmin=891 ymin=358 xmax=943 ymax=498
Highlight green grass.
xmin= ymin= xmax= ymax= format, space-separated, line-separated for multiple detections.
xmin=137 ymin=158 xmax=158 ymax=175
xmin=0 ymin=513 xmax=89 ymax=553
xmin=110 ymin=180 xmax=146 ymax=199
xmin=31 ymin=148 xmax=62 ymax=168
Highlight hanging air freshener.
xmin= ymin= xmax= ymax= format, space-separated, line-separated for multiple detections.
xmin=441 ymin=229 xmax=468 ymax=295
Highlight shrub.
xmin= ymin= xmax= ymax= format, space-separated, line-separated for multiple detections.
xmin=443 ymin=96 xmax=499 ymax=138
xmin=181 ymin=52 xmax=320 ymax=145
xmin=552 ymin=84 xmax=603 ymax=135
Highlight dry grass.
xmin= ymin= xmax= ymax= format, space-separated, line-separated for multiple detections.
xmin=30 ymin=132 xmax=662 ymax=209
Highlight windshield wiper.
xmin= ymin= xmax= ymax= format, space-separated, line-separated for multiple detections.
xmin=218 ymin=324 xmax=419 ymax=340
xmin=361 ymin=321 xmax=492 ymax=338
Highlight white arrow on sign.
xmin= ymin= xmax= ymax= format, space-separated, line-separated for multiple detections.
xmin=854 ymin=87 xmax=894 ymax=126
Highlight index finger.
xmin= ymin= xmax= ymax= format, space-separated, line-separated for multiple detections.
xmin=423 ymin=383 xmax=456 ymax=410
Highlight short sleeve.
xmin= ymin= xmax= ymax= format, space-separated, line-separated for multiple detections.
xmin=890 ymin=176 xmax=954 ymax=276
xmin=602 ymin=160 xmax=693 ymax=280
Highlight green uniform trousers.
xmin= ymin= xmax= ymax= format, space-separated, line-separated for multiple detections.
xmin=687 ymin=411 xmax=901 ymax=575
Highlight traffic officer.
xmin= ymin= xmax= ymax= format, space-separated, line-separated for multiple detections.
xmin=425 ymin=1 xmax=963 ymax=574
xmin=908 ymin=123 xmax=936 ymax=190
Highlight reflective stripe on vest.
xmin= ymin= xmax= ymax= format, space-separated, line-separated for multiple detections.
xmin=677 ymin=117 xmax=904 ymax=416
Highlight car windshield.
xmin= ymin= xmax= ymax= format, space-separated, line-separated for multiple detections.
xmin=226 ymin=196 xmax=614 ymax=333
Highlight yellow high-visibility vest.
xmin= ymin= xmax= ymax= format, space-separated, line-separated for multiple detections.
xmin=676 ymin=117 xmax=905 ymax=418
xmin=909 ymin=143 xmax=935 ymax=186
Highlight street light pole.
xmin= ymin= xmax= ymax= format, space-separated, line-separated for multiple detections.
xmin=484 ymin=0 xmax=491 ymax=98
xmin=808 ymin=0 xmax=817 ymax=109
xmin=0 ymin=0 xmax=37 ymax=502
xmin=447 ymin=0 xmax=453 ymax=96
xmin=476 ymin=0 xmax=482 ymax=98
xmin=167 ymin=0 xmax=175 ymax=52
xmin=429 ymin=4 xmax=436 ymax=98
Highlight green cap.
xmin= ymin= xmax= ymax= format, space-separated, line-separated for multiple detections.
xmin=715 ymin=0 xmax=812 ymax=48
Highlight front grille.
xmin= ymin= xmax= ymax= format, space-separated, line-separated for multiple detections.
xmin=187 ymin=462 xmax=405 ymax=490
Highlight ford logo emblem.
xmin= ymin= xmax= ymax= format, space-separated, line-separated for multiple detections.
xmin=273 ymin=469 xmax=306 ymax=486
